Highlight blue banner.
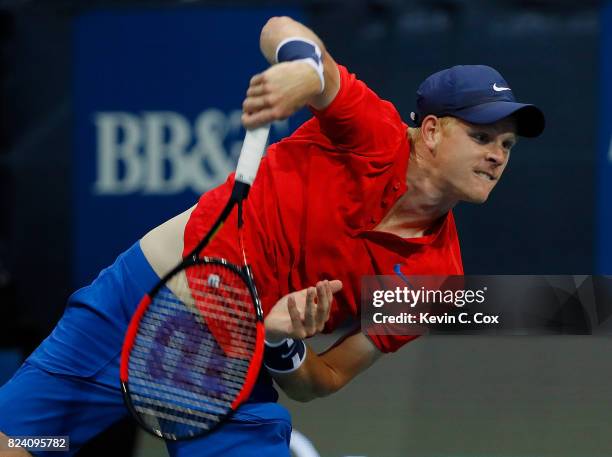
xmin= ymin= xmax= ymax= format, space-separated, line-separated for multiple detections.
xmin=599 ymin=2 xmax=612 ymax=273
xmin=73 ymin=8 xmax=304 ymax=287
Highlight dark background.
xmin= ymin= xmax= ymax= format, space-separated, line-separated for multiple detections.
xmin=0 ymin=1 xmax=604 ymax=456
xmin=0 ymin=0 xmax=600 ymax=338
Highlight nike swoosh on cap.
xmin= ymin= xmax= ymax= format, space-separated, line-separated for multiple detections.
xmin=492 ymin=83 xmax=511 ymax=92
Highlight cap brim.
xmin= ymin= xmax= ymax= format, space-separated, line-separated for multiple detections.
xmin=452 ymin=101 xmax=545 ymax=138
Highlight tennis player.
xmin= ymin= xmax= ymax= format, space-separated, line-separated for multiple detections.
xmin=0 ymin=15 xmax=544 ymax=457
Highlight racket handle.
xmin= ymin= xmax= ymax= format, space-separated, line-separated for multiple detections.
xmin=235 ymin=124 xmax=271 ymax=187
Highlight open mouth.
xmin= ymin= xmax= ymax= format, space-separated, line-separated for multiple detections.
xmin=474 ymin=170 xmax=496 ymax=181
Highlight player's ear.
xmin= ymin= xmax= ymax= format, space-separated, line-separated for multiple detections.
xmin=420 ymin=114 xmax=443 ymax=152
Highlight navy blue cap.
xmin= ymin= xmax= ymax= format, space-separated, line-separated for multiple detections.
xmin=411 ymin=65 xmax=545 ymax=138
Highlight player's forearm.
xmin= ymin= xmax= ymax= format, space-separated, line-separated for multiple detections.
xmin=241 ymin=16 xmax=339 ymax=127
xmin=270 ymin=346 xmax=343 ymax=402
xmin=259 ymin=16 xmax=325 ymax=66
xmin=258 ymin=16 xmax=339 ymax=111
xmin=270 ymin=332 xmax=382 ymax=402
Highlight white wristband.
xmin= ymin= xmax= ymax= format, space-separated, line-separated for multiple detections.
xmin=264 ymin=338 xmax=307 ymax=373
xmin=275 ymin=37 xmax=325 ymax=93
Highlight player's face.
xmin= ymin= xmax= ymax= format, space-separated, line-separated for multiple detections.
xmin=436 ymin=117 xmax=517 ymax=203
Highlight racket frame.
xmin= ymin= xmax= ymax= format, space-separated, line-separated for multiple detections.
xmin=120 ymin=125 xmax=270 ymax=440
xmin=120 ymin=254 xmax=264 ymax=440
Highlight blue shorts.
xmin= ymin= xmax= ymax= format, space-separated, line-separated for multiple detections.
xmin=0 ymin=242 xmax=291 ymax=457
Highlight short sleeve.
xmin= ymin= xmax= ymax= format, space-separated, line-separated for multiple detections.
xmin=310 ymin=65 xmax=406 ymax=155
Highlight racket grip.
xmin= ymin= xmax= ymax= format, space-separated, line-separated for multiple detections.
xmin=235 ymin=125 xmax=271 ymax=187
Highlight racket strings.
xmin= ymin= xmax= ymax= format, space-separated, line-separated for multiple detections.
xmin=130 ymin=334 xmax=250 ymax=382
xmin=130 ymin=383 xmax=230 ymax=414
xmin=126 ymin=262 xmax=258 ymax=438
xmin=159 ymin=292 xmax=257 ymax=334
xmin=188 ymin=276 xmax=252 ymax=297
xmin=140 ymin=295 xmax=257 ymax=346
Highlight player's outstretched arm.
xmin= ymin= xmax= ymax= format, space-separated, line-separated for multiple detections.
xmin=265 ymin=282 xmax=383 ymax=402
xmin=242 ymin=16 xmax=340 ymax=128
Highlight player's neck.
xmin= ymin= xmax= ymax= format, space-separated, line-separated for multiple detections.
xmin=375 ymin=149 xmax=457 ymax=238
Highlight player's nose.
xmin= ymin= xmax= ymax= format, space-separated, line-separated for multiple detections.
xmin=485 ymin=144 xmax=507 ymax=166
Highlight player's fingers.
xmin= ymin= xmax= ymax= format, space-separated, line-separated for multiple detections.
xmin=249 ymin=73 xmax=264 ymax=86
xmin=287 ymin=295 xmax=306 ymax=339
xmin=324 ymin=280 xmax=333 ymax=321
xmin=325 ymin=279 xmax=333 ymax=303
xmin=242 ymin=95 xmax=272 ymax=113
xmin=303 ymin=287 xmax=317 ymax=336
xmin=315 ymin=281 xmax=329 ymax=331
xmin=328 ymin=279 xmax=343 ymax=293
xmin=241 ymin=96 xmax=259 ymax=112
xmin=246 ymin=83 xmax=267 ymax=97
xmin=242 ymin=109 xmax=277 ymax=130
xmin=324 ymin=279 xmax=342 ymax=322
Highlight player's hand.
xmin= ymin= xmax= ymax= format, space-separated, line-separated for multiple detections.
xmin=241 ymin=61 xmax=321 ymax=129
xmin=264 ymin=280 xmax=343 ymax=343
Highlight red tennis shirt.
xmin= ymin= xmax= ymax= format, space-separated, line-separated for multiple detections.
xmin=183 ymin=64 xmax=463 ymax=353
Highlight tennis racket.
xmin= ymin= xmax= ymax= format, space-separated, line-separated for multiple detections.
xmin=120 ymin=125 xmax=271 ymax=440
